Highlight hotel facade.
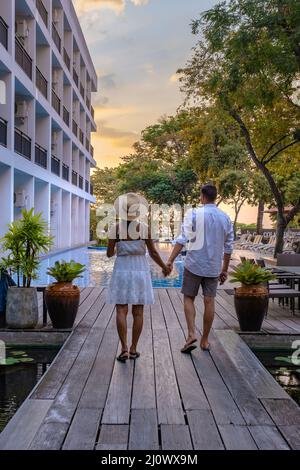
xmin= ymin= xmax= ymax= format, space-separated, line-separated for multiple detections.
xmin=0 ymin=0 xmax=97 ymax=250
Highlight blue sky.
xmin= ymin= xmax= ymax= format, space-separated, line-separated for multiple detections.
xmin=74 ymin=0 xmax=218 ymax=168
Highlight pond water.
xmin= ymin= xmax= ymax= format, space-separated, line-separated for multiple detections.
xmin=253 ymin=349 xmax=300 ymax=406
xmin=0 ymin=347 xmax=59 ymax=432
xmin=32 ymin=246 xmax=184 ymax=288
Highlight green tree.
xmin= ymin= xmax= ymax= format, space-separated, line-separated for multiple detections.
xmin=180 ymin=0 xmax=300 ymax=255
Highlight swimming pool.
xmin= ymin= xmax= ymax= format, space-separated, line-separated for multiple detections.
xmin=33 ymin=246 xmax=184 ymax=288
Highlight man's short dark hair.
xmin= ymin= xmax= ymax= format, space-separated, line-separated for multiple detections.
xmin=201 ymin=184 xmax=217 ymax=202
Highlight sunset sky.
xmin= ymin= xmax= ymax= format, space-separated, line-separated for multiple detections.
xmin=73 ymin=0 xmax=271 ymax=226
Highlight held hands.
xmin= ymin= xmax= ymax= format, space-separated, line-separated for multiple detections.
xmin=162 ymin=261 xmax=173 ymax=277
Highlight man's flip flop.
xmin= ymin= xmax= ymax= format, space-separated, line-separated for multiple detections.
xmin=129 ymin=352 xmax=141 ymax=360
xmin=117 ymin=352 xmax=129 ymax=363
xmin=181 ymin=339 xmax=197 ymax=354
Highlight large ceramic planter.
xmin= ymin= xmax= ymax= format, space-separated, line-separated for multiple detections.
xmin=6 ymin=287 xmax=39 ymax=329
xmin=45 ymin=282 xmax=80 ymax=329
xmin=234 ymin=284 xmax=269 ymax=332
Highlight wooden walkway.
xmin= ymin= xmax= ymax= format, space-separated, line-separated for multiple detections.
xmin=0 ymin=287 xmax=300 ymax=450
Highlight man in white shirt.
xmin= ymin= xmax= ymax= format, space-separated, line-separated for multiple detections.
xmin=167 ymin=184 xmax=234 ymax=352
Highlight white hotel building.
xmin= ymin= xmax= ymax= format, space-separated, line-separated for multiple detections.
xmin=0 ymin=0 xmax=97 ymax=250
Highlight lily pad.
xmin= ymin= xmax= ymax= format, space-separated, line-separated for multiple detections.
xmin=0 ymin=357 xmax=20 ymax=366
xmin=18 ymin=358 xmax=34 ymax=363
xmin=11 ymin=351 xmax=27 ymax=356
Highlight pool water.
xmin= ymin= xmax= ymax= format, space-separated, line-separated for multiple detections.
xmin=254 ymin=350 xmax=300 ymax=406
xmin=32 ymin=246 xmax=184 ymax=288
xmin=0 ymin=347 xmax=59 ymax=432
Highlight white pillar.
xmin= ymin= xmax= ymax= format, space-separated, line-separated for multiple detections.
xmin=61 ymin=191 xmax=71 ymax=248
xmin=0 ymin=164 xmax=13 ymax=238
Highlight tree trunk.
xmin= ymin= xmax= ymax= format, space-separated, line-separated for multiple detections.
xmin=256 ymin=200 xmax=264 ymax=235
xmin=274 ymin=214 xmax=287 ymax=257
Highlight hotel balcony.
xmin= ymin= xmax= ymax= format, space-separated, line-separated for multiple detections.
xmin=35 ymin=143 xmax=47 ymax=169
xmin=15 ymin=127 xmax=31 ymax=160
xmin=63 ymin=47 xmax=70 ymax=70
xmin=0 ymin=16 xmax=8 ymax=50
xmin=52 ymin=22 xmax=61 ymax=52
xmin=36 ymin=0 xmax=48 ymax=28
xmin=62 ymin=162 xmax=69 ymax=181
xmin=72 ymin=169 xmax=78 ymax=186
xmin=36 ymin=67 xmax=48 ymax=99
xmin=52 ymin=88 xmax=61 ymax=115
xmin=79 ymin=175 xmax=83 ymax=189
xmin=85 ymin=179 xmax=89 ymax=193
xmin=63 ymin=106 xmax=70 ymax=126
xmin=72 ymin=119 xmax=78 ymax=137
xmin=73 ymin=68 xmax=79 ymax=87
xmin=51 ymin=155 xmax=60 ymax=176
xmin=0 ymin=118 xmax=7 ymax=147
xmin=15 ymin=37 xmax=32 ymax=80
xmin=79 ymin=129 xmax=84 ymax=145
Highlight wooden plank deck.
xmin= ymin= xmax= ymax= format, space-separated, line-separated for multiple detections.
xmin=0 ymin=287 xmax=300 ymax=450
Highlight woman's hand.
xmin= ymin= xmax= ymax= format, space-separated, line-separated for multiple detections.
xmin=162 ymin=264 xmax=172 ymax=277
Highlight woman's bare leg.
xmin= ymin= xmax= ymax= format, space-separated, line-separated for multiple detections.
xmin=130 ymin=305 xmax=144 ymax=354
xmin=116 ymin=304 xmax=129 ymax=352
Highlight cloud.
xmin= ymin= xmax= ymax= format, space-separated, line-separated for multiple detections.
xmin=96 ymin=120 xmax=139 ymax=147
xmin=74 ymin=0 xmax=149 ymax=14
xmin=99 ymin=73 xmax=117 ymax=89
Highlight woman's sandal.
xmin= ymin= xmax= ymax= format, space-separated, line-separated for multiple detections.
xmin=200 ymin=344 xmax=211 ymax=352
xmin=117 ymin=351 xmax=129 ymax=363
xmin=129 ymin=352 xmax=141 ymax=360
xmin=181 ymin=338 xmax=197 ymax=354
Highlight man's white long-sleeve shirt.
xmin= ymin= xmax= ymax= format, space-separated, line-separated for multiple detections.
xmin=175 ymin=204 xmax=234 ymax=277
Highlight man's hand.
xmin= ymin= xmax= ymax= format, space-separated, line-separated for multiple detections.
xmin=162 ymin=264 xmax=172 ymax=277
xmin=219 ymin=271 xmax=228 ymax=285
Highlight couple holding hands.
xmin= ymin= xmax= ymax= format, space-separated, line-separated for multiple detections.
xmin=106 ymin=184 xmax=234 ymax=362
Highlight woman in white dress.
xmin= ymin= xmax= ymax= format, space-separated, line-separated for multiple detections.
xmin=107 ymin=193 xmax=169 ymax=362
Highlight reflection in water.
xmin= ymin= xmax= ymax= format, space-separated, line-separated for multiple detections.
xmin=32 ymin=246 xmax=184 ymax=288
xmin=254 ymin=350 xmax=300 ymax=406
xmin=0 ymin=348 xmax=58 ymax=432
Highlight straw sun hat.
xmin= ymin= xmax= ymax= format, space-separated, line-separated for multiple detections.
xmin=114 ymin=193 xmax=149 ymax=221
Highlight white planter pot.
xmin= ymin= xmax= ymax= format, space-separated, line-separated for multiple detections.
xmin=6 ymin=287 xmax=38 ymax=329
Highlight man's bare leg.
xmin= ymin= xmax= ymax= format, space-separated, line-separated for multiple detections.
xmin=201 ymin=296 xmax=215 ymax=350
xmin=183 ymin=295 xmax=197 ymax=347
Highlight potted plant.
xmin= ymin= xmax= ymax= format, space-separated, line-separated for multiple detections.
xmin=230 ymin=261 xmax=276 ymax=331
xmin=0 ymin=209 xmax=53 ymax=329
xmin=45 ymin=260 xmax=85 ymax=329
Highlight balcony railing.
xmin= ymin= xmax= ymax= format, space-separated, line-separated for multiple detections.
xmin=85 ymin=138 xmax=89 ymax=152
xmin=79 ymin=175 xmax=83 ymax=190
xmin=85 ymin=179 xmax=89 ymax=193
xmin=36 ymin=0 xmax=48 ymax=27
xmin=90 ymin=184 xmax=94 ymax=196
xmin=36 ymin=67 xmax=48 ymax=99
xmin=52 ymin=88 xmax=61 ymax=115
xmin=0 ymin=117 xmax=7 ymax=147
xmin=63 ymin=106 xmax=69 ymax=126
xmin=51 ymin=155 xmax=60 ymax=176
xmin=52 ymin=22 xmax=61 ymax=52
xmin=72 ymin=170 xmax=78 ymax=186
xmin=35 ymin=143 xmax=47 ymax=169
xmin=15 ymin=127 xmax=31 ymax=160
xmin=63 ymin=48 xmax=70 ymax=70
xmin=73 ymin=68 xmax=78 ymax=87
xmin=0 ymin=16 xmax=8 ymax=50
xmin=80 ymin=83 xmax=84 ymax=98
xmin=79 ymin=129 xmax=84 ymax=145
xmin=62 ymin=163 xmax=69 ymax=181
xmin=15 ymin=37 xmax=32 ymax=80
xmin=72 ymin=119 xmax=78 ymax=137
xmin=91 ymin=145 xmax=94 ymax=157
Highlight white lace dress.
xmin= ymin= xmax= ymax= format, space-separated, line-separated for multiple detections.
xmin=106 ymin=239 xmax=154 ymax=305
